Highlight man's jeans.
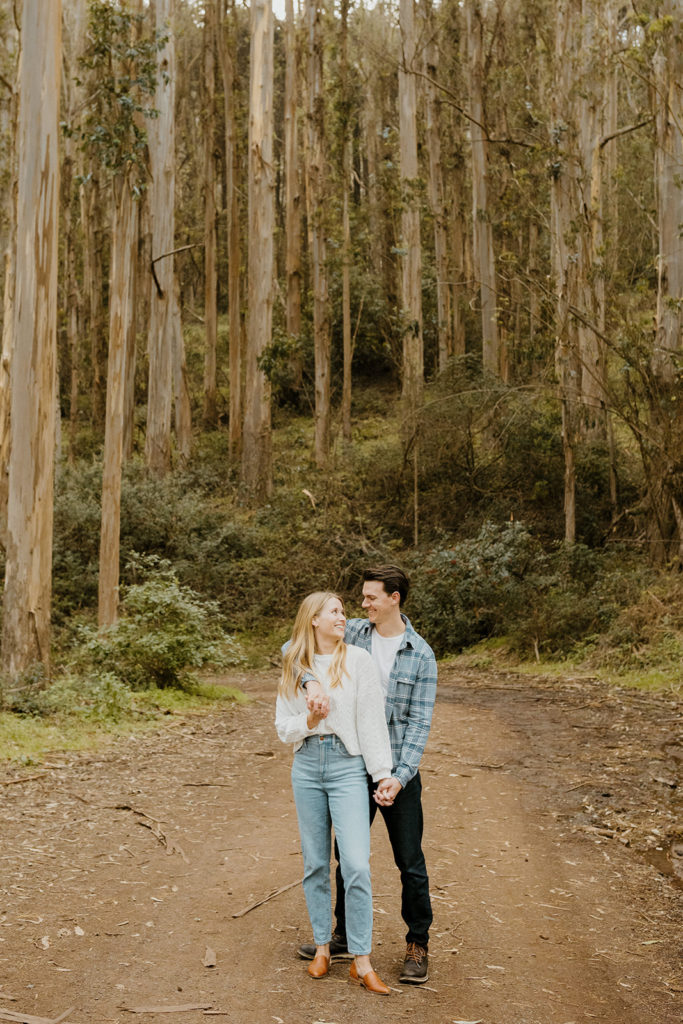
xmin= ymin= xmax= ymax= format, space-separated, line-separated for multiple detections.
xmin=334 ymin=771 xmax=432 ymax=948
xmin=291 ymin=735 xmax=373 ymax=955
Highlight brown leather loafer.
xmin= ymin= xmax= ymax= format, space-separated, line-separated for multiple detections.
xmin=307 ymin=953 xmax=330 ymax=979
xmin=349 ymin=960 xmax=390 ymax=995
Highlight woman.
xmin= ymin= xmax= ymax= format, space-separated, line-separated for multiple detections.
xmin=275 ymin=591 xmax=392 ymax=995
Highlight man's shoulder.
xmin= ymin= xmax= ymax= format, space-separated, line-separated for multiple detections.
xmin=402 ymin=617 xmax=436 ymax=662
xmin=345 ymin=618 xmax=371 ymax=642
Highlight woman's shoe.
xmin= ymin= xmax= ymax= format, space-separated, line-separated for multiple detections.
xmin=307 ymin=953 xmax=330 ymax=979
xmin=349 ymin=960 xmax=390 ymax=995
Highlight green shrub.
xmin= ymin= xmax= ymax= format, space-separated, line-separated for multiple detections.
xmin=71 ymin=556 xmax=243 ymax=690
xmin=411 ymin=522 xmax=644 ymax=659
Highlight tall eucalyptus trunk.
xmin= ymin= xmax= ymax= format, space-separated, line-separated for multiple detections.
xmin=307 ymin=0 xmax=330 ymax=466
xmin=2 ymin=0 xmax=61 ymax=676
xmin=218 ymin=0 xmax=242 ymax=460
xmin=466 ymin=0 xmax=498 ymax=375
xmin=242 ymin=0 xmax=274 ymax=500
xmin=146 ymin=0 xmax=177 ymax=475
xmin=99 ymin=177 xmax=138 ymax=627
xmin=202 ymin=2 xmax=218 ymax=429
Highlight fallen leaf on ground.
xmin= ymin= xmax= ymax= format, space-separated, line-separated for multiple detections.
xmin=202 ymin=947 xmax=216 ymax=968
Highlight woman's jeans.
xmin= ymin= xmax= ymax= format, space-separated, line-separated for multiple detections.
xmin=291 ymin=735 xmax=372 ymax=956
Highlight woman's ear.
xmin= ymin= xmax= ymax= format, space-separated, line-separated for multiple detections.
xmin=312 ymin=617 xmax=319 ymax=629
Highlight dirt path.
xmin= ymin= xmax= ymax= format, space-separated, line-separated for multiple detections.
xmin=0 ymin=668 xmax=681 ymax=1024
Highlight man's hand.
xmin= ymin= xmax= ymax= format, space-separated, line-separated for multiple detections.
xmin=374 ymin=777 xmax=402 ymax=806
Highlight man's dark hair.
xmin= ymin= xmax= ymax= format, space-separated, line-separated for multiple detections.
xmin=362 ymin=564 xmax=410 ymax=606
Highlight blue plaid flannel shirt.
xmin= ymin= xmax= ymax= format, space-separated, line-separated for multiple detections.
xmin=344 ymin=614 xmax=437 ymax=788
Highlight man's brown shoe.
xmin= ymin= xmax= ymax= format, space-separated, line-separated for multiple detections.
xmin=399 ymin=942 xmax=428 ymax=983
xmin=307 ymin=953 xmax=330 ymax=979
xmin=349 ymin=960 xmax=390 ymax=995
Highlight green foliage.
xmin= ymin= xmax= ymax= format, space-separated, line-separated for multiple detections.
xmin=75 ymin=0 xmax=164 ymax=182
xmin=411 ymin=522 xmax=644 ymax=660
xmin=70 ymin=556 xmax=243 ymax=691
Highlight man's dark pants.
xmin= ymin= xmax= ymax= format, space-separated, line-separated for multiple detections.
xmin=333 ymin=771 xmax=432 ymax=948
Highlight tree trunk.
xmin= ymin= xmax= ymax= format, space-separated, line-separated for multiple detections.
xmin=171 ymin=275 xmax=192 ymax=463
xmin=202 ymin=2 xmax=218 ymax=429
xmin=551 ymin=0 xmax=581 ymax=545
xmin=98 ymin=177 xmax=138 ymax=627
xmin=424 ymin=0 xmax=451 ymax=373
xmin=0 ymin=21 xmax=18 ymax=551
xmin=218 ymin=0 xmax=242 ymax=461
xmin=307 ymin=0 xmax=330 ymax=467
xmin=242 ymin=0 xmax=274 ymax=500
xmin=62 ymin=0 xmax=87 ymax=464
xmin=466 ymin=0 xmax=498 ymax=375
xmin=146 ymin=0 xmax=177 ymax=476
xmin=81 ymin=161 xmax=107 ymax=432
xmin=647 ymin=0 xmax=683 ymax=562
xmin=284 ymin=0 xmax=302 ymax=352
xmin=653 ymin=1 xmax=683 ymax=383
xmin=340 ymin=0 xmax=352 ymax=444
xmin=2 ymin=0 xmax=61 ymax=677
xmin=398 ymin=0 xmax=423 ymax=410
xmin=576 ymin=0 xmax=607 ymax=437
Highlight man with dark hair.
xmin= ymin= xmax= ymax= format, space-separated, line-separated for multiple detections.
xmin=297 ymin=564 xmax=437 ymax=984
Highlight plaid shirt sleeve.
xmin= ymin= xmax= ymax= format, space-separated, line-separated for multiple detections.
xmin=390 ymin=637 xmax=437 ymax=788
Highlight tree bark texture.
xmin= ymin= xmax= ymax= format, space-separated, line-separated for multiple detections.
xmin=98 ymin=178 xmax=138 ymax=627
xmin=2 ymin=0 xmax=61 ymax=676
xmin=146 ymin=0 xmax=177 ymax=476
xmin=202 ymin=2 xmax=218 ymax=429
xmin=307 ymin=0 xmax=330 ymax=467
xmin=284 ymin=0 xmax=302 ymax=347
xmin=466 ymin=0 xmax=498 ymax=376
xmin=653 ymin=0 xmax=683 ymax=382
xmin=218 ymin=0 xmax=243 ymax=461
xmin=242 ymin=0 xmax=273 ymax=500
xmin=340 ymin=0 xmax=352 ymax=444
xmin=0 ymin=25 xmax=18 ymax=551
xmin=399 ymin=0 xmax=423 ymax=412
xmin=424 ymin=2 xmax=452 ymax=373
xmin=550 ymin=0 xmax=581 ymax=545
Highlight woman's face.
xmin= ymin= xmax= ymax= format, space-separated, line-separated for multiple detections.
xmin=312 ymin=597 xmax=346 ymax=648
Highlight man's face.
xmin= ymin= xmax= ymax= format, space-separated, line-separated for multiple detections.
xmin=361 ymin=580 xmax=399 ymax=626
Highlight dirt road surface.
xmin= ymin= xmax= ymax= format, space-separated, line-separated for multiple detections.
xmin=1 ymin=667 xmax=681 ymax=1024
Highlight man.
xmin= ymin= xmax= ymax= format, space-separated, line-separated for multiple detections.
xmin=297 ymin=565 xmax=437 ymax=984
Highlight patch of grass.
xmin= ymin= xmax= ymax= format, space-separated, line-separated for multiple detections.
xmin=0 ymin=682 xmax=247 ymax=766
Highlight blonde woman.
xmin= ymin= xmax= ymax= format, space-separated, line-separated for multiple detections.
xmin=276 ymin=592 xmax=393 ymax=995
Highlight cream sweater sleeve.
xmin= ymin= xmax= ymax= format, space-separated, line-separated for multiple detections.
xmin=275 ymin=691 xmax=310 ymax=745
xmin=351 ymin=648 xmax=393 ymax=783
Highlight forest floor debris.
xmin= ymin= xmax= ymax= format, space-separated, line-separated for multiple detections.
xmin=0 ymin=666 xmax=680 ymax=1024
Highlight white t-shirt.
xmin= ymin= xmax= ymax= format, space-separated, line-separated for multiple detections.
xmin=371 ymin=629 xmax=404 ymax=698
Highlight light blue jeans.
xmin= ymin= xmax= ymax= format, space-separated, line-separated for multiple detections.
xmin=291 ymin=735 xmax=373 ymax=956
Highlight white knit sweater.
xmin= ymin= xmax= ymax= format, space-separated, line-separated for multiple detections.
xmin=275 ymin=644 xmax=393 ymax=783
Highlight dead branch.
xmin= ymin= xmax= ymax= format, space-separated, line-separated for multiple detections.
xmin=0 ymin=775 xmax=48 ymax=787
xmin=0 ymin=1008 xmax=74 ymax=1024
xmin=231 ymin=879 xmax=301 ymax=918
xmin=122 ymin=1004 xmax=212 ymax=1015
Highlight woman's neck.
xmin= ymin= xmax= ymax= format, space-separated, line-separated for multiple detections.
xmin=315 ymin=638 xmax=337 ymax=655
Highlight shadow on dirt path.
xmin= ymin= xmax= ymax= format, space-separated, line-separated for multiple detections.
xmin=0 ymin=667 xmax=680 ymax=1024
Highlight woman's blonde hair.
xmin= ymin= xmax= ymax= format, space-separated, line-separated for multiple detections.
xmin=279 ymin=591 xmax=348 ymax=697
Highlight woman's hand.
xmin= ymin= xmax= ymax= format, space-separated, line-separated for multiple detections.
xmin=374 ymin=777 xmax=402 ymax=806
xmin=306 ymin=693 xmax=329 ymax=716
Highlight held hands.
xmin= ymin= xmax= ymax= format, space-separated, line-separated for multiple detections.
xmin=304 ymin=680 xmax=330 ymax=729
xmin=374 ymin=776 xmax=402 ymax=806
xmin=305 ymin=696 xmax=330 ymax=729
